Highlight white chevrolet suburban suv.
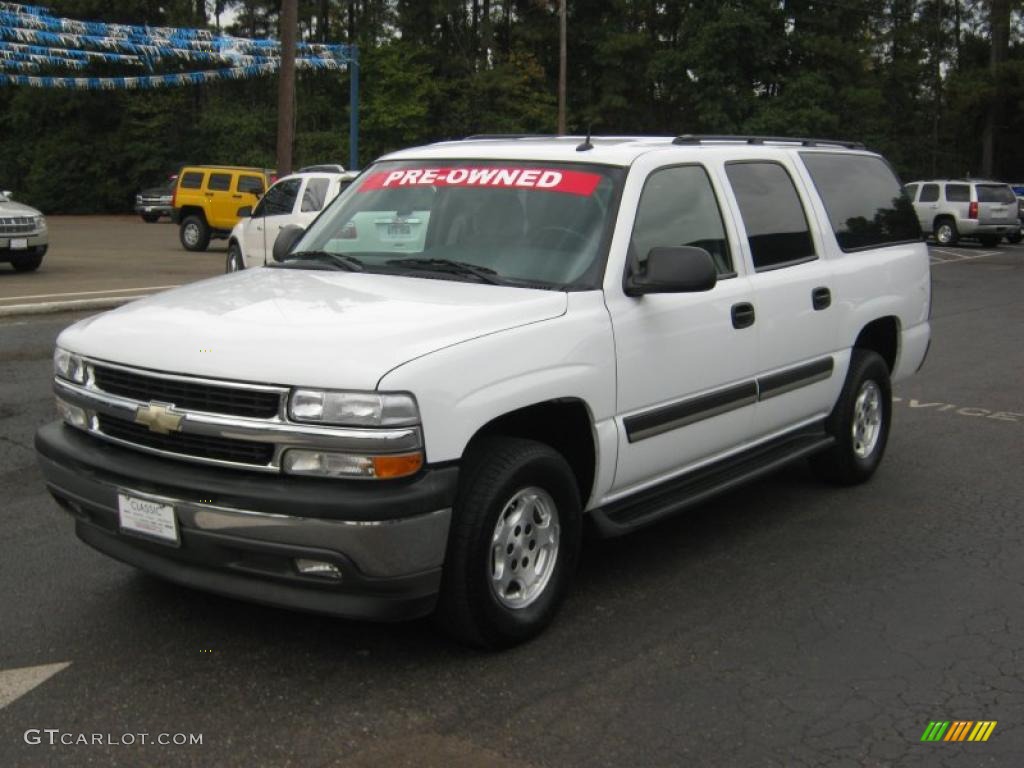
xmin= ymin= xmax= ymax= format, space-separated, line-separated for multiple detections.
xmin=36 ymin=135 xmax=930 ymax=647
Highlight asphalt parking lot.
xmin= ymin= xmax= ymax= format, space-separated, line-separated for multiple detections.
xmin=0 ymin=233 xmax=1022 ymax=766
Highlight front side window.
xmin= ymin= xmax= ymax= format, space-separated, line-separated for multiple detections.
xmin=238 ymin=175 xmax=265 ymax=195
xmin=904 ymin=183 xmax=919 ymax=201
xmin=725 ymin=162 xmax=815 ymax=270
xmin=629 ymin=165 xmax=732 ymax=275
xmin=180 ymin=171 xmax=204 ymax=189
xmin=919 ymin=183 xmax=939 ymax=203
xmin=262 ymin=179 xmax=302 ymax=216
xmin=301 ymin=178 xmax=331 ymax=212
xmin=945 ymin=184 xmax=969 ymax=202
xmin=976 ymin=184 xmax=1017 ymax=204
xmin=800 ymin=153 xmax=921 ymax=251
xmin=207 ymin=173 xmax=231 ymax=192
xmin=293 ymin=161 xmax=624 ymax=289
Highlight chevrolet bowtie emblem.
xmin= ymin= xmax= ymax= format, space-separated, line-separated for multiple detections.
xmin=134 ymin=402 xmax=184 ymax=434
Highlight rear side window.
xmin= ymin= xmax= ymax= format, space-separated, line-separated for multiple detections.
xmin=180 ymin=171 xmax=204 ymax=189
xmin=725 ymin=162 xmax=815 ymax=270
xmin=301 ymin=178 xmax=331 ymax=212
xmin=629 ymin=165 xmax=733 ymax=275
xmin=945 ymin=184 xmax=970 ymax=202
xmin=919 ymin=184 xmax=939 ymax=203
xmin=800 ymin=153 xmax=921 ymax=251
xmin=976 ymin=184 xmax=1017 ymax=204
xmin=207 ymin=173 xmax=231 ymax=192
xmin=237 ymin=175 xmax=265 ymax=195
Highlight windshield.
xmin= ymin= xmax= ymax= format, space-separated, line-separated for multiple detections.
xmin=292 ymin=160 xmax=624 ymax=289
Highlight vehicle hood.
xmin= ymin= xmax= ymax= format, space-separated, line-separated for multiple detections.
xmin=0 ymin=199 xmax=42 ymax=217
xmin=138 ymin=186 xmax=172 ymax=198
xmin=58 ymin=268 xmax=568 ymax=390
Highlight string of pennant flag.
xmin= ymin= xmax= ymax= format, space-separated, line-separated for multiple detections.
xmin=0 ymin=1 xmax=355 ymax=90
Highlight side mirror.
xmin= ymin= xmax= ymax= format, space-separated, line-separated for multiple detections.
xmin=236 ymin=205 xmax=252 ymax=218
xmin=273 ymin=225 xmax=305 ymax=262
xmin=624 ymin=246 xmax=717 ymax=296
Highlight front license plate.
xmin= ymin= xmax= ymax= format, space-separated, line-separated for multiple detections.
xmin=117 ymin=492 xmax=180 ymax=546
xmin=10 ymin=238 xmax=27 ymax=249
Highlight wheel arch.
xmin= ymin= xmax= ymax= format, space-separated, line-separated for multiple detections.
xmin=464 ymin=398 xmax=597 ymax=509
xmin=853 ymin=316 xmax=900 ymax=373
xmin=178 ymin=206 xmax=207 ymax=225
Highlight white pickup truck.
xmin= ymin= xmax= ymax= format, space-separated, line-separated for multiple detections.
xmin=36 ymin=135 xmax=930 ymax=647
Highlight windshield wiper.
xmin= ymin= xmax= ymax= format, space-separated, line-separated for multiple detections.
xmin=277 ymin=250 xmax=364 ymax=271
xmin=386 ymin=258 xmax=502 ymax=285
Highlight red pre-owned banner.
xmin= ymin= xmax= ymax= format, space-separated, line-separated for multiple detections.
xmin=358 ymin=167 xmax=602 ymax=196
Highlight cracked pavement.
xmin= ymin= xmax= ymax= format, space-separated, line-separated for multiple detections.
xmin=0 ymin=242 xmax=1022 ymax=766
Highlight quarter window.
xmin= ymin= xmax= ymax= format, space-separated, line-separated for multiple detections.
xmin=800 ymin=153 xmax=921 ymax=251
xmin=945 ymin=184 xmax=969 ymax=202
xmin=629 ymin=165 xmax=732 ymax=275
xmin=725 ymin=162 xmax=815 ymax=270
xmin=919 ymin=183 xmax=939 ymax=203
xmin=180 ymin=171 xmax=204 ymax=189
xmin=237 ymin=175 xmax=265 ymax=195
xmin=207 ymin=173 xmax=231 ymax=192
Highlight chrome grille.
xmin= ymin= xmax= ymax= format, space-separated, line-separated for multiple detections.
xmin=97 ymin=414 xmax=275 ymax=465
xmin=0 ymin=216 xmax=35 ymax=235
xmin=93 ymin=364 xmax=281 ymax=418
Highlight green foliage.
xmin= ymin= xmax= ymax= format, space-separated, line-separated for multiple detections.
xmin=2 ymin=0 xmax=1023 ymax=212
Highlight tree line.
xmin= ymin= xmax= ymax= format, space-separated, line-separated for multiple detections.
xmin=1 ymin=0 xmax=1021 ymax=213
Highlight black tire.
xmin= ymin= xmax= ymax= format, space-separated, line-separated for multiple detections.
xmin=10 ymin=246 xmax=45 ymax=272
xmin=978 ymin=235 xmax=1000 ymax=248
xmin=140 ymin=213 xmax=161 ymax=223
xmin=179 ymin=215 xmax=210 ymax=252
xmin=1006 ymin=230 xmax=1022 ymax=244
xmin=435 ymin=437 xmax=582 ymax=649
xmin=810 ymin=349 xmax=892 ymax=485
xmin=933 ymin=218 xmax=958 ymax=245
xmin=225 ymin=241 xmax=244 ymax=273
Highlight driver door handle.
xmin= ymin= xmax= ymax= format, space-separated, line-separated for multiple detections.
xmin=731 ymin=302 xmax=755 ymax=329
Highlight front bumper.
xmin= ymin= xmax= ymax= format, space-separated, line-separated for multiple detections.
xmin=0 ymin=230 xmax=47 ymax=257
xmin=135 ymin=203 xmax=172 ymax=216
xmin=36 ymin=422 xmax=458 ymax=620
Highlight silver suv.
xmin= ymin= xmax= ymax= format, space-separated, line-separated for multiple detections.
xmin=905 ymin=179 xmax=1021 ymax=246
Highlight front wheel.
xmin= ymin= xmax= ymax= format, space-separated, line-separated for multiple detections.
xmin=225 ymin=241 xmax=244 ymax=273
xmin=140 ymin=213 xmax=160 ymax=223
xmin=435 ymin=437 xmax=582 ymax=648
xmin=810 ymin=350 xmax=892 ymax=485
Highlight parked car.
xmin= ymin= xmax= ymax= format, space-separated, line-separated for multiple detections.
xmin=134 ymin=175 xmax=177 ymax=223
xmin=0 ymin=189 xmax=48 ymax=272
xmin=1007 ymin=183 xmax=1024 ymax=243
xmin=37 ymin=135 xmax=930 ymax=647
xmin=171 ymin=165 xmax=275 ymax=251
xmin=226 ymin=169 xmax=358 ymax=272
xmin=904 ymin=179 xmax=1020 ymax=246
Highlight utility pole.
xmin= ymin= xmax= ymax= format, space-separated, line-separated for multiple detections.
xmin=557 ymin=0 xmax=566 ymax=134
xmin=276 ymin=0 xmax=298 ymax=176
xmin=982 ymin=0 xmax=1010 ymax=178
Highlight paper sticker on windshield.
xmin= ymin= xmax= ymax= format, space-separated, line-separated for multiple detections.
xmin=358 ymin=167 xmax=602 ymax=196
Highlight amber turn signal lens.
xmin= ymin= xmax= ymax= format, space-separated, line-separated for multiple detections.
xmin=372 ymin=452 xmax=424 ymax=479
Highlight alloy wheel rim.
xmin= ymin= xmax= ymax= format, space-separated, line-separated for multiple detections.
xmin=489 ymin=486 xmax=560 ymax=610
xmin=184 ymin=224 xmax=199 ymax=245
xmin=937 ymin=225 xmax=951 ymax=244
xmin=852 ymin=380 xmax=883 ymax=458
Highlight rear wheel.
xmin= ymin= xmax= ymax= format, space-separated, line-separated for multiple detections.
xmin=1006 ymin=230 xmax=1022 ymax=244
xmin=435 ymin=437 xmax=582 ymax=648
xmin=978 ymin=234 xmax=1001 ymax=248
xmin=811 ymin=349 xmax=892 ymax=485
xmin=933 ymin=218 xmax=958 ymax=245
xmin=225 ymin=241 xmax=244 ymax=273
xmin=179 ymin=215 xmax=210 ymax=251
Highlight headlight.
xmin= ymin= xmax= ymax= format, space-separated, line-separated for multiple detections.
xmin=53 ymin=348 xmax=86 ymax=384
xmin=135 ymin=195 xmax=143 ymax=204
xmin=288 ymin=389 xmax=419 ymax=427
xmin=34 ymin=215 xmax=47 ymax=230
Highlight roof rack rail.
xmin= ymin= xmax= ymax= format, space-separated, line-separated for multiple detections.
xmin=671 ymin=134 xmax=865 ymax=150
xmin=462 ymin=133 xmax=560 ymax=141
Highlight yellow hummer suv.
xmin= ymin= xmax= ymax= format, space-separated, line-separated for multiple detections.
xmin=172 ymin=166 xmax=275 ymax=251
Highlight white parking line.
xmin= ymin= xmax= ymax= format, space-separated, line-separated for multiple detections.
xmin=0 ymin=662 xmax=71 ymax=710
xmin=929 ymin=248 xmax=1001 ymax=265
xmin=0 ymin=285 xmax=180 ymax=303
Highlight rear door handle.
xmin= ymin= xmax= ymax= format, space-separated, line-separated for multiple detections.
xmin=812 ymin=287 xmax=832 ymax=311
xmin=731 ymin=302 xmax=755 ymax=329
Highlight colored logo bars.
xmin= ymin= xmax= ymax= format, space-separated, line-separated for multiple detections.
xmin=920 ymin=720 xmax=997 ymax=742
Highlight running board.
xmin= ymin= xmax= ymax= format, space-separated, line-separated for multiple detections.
xmin=590 ymin=424 xmax=835 ymax=538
